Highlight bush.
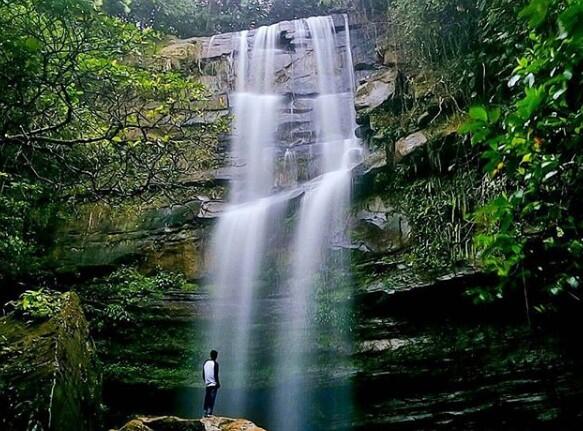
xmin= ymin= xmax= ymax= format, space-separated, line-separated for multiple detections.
xmin=390 ymin=0 xmax=526 ymax=103
xmin=0 ymin=174 xmax=53 ymax=284
xmin=6 ymin=289 xmax=64 ymax=321
xmin=78 ymin=266 xmax=194 ymax=331
xmin=461 ymin=0 xmax=583 ymax=310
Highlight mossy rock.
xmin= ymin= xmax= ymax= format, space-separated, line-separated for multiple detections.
xmin=0 ymin=292 xmax=101 ymax=431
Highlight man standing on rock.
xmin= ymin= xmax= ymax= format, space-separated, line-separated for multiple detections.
xmin=202 ymin=350 xmax=220 ymax=417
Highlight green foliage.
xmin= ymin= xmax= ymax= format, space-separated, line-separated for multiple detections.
xmin=0 ymin=175 xmax=44 ymax=282
xmin=103 ymin=0 xmax=343 ymax=37
xmin=384 ymin=167 xmax=502 ymax=274
xmin=461 ymin=0 xmax=583 ymax=308
xmin=389 ymin=0 xmax=527 ymax=103
xmin=78 ymin=266 xmax=194 ymax=331
xmin=7 ymin=289 xmax=64 ymax=320
xmin=0 ymin=0 xmax=222 ymax=283
xmin=0 ymin=0 xmax=218 ymax=198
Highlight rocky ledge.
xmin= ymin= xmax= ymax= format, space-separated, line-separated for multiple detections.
xmin=115 ymin=415 xmax=266 ymax=431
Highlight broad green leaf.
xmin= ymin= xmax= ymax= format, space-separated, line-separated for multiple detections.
xmin=519 ymin=0 xmax=550 ymax=28
xmin=515 ymin=86 xmax=545 ymax=120
xmin=469 ymin=105 xmax=488 ymax=122
xmin=489 ymin=107 xmax=502 ymax=124
xmin=558 ymin=4 xmax=583 ymax=39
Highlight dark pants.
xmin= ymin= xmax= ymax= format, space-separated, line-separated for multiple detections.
xmin=203 ymin=386 xmax=218 ymax=415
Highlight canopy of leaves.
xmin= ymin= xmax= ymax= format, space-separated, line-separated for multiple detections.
xmin=102 ymin=0 xmax=345 ymax=37
xmin=0 ymin=0 xmax=222 ymax=283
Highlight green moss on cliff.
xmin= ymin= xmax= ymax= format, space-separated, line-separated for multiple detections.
xmin=0 ymin=292 xmax=101 ymax=431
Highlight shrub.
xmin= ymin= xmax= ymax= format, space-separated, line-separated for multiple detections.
xmin=78 ymin=266 xmax=194 ymax=331
xmin=7 ymin=289 xmax=64 ymax=321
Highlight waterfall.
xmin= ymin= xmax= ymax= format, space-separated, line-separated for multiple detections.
xmin=207 ymin=24 xmax=284 ymax=413
xmin=207 ymin=14 xmax=361 ymax=429
xmin=273 ymin=16 xmax=361 ymax=430
xmin=278 ymin=148 xmax=299 ymax=188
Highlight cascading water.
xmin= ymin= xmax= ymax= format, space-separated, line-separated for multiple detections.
xmin=207 ymin=24 xmax=284 ymax=413
xmin=207 ymin=14 xmax=361 ymax=430
xmin=273 ymin=16 xmax=361 ymax=430
xmin=278 ymin=148 xmax=299 ymax=188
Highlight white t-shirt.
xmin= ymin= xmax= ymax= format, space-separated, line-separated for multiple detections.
xmin=203 ymin=360 xmax=217 ymax=387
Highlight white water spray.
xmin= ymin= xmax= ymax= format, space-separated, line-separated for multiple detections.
xmin=207 ymin=14 xmax=361 ymax=429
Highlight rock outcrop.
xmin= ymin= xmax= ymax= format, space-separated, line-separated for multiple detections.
xmin=114 ymin=416 xmax=266 ymax=431
xmin=202 ymin=416 xmax=266 ymax=431
xmin=352 ymin=274 xmax=583 ymax=430
xmin=394 ymin=130 xmax=428 ymax=160
xmin=351 ymin=194 xmax=411 ymax=254
xmin=355 ymin=68 xmax=399 ymax=114
xmin=0 ymin=292 xmax=101 ymax=431
xmin=50 ymin=200 xmax=217 ymax=279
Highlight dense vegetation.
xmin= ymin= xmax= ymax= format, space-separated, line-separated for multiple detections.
xmin=0 ymin=0 xmax=222 ymax=287
xmin=361 ymin=0 xmax=583 ymax=318
xmin=464 ymin=0 xmax=583 ymax=312
xmin=102 ymin=0 xmax=342 ymax=36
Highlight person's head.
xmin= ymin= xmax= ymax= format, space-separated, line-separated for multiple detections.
xmin=210 ymin=350 xmax=218 ymax=360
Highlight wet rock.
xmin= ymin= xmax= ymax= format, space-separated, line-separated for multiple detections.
xmin=357 ymin=337 xmax=412 ymax=353
xmin=202 ymin=416 xmax=266 ymax=431
xmin=0 ymin=292 xmax=101 ymax=431
xmin=351 ymin=195 xmax=411 ymax=254
xmin=395 ymin=131 xmax=428 ymax=161
xmin=113 ymin=416 xmax=266 ymax=431
xmin=361 ymin=147 xmax=388 ymax=177
xmin=116 ymin=416 xmax=203 ymax=431
xmin=354 ymin=68 xmax=399 ymax=114
xmin=355 ymin=268 xmax=494 ymax=313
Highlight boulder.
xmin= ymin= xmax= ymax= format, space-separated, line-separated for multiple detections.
xmin=395 ymin=131 xmax=428 ymax=161
xmin=158 ymin=40 xmax=204 ymax=72
xmin=351 ymin=195 xmax=411 ymax=254
xmin=354 ymin=68 xmax=399 ymax=114
xmin=0 ymin=292 xmax=101 ymax=431
xmin=116 ymin=416 xmax=203 ymax=431
xmin=361 ymin=147 xmax=388 ymax=177
xmin=202 ymin=416 xmax=266 ymax=431
xmin=113 ymin=416 xmax=266 ymax=431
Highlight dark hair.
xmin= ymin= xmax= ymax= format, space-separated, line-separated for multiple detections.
xmin=210 ymin=350 xmax=218 ymax=360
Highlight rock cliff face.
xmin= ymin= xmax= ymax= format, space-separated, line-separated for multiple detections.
xmin=49 ymin=14 xmax=381 ymax=279
xmin=353 ymin=278 xmax=583 ymax=430
xmin=50 ymin=200 xmax=217 ymax=280
xmin=0 ymin=292 xmax=101 ymax=431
